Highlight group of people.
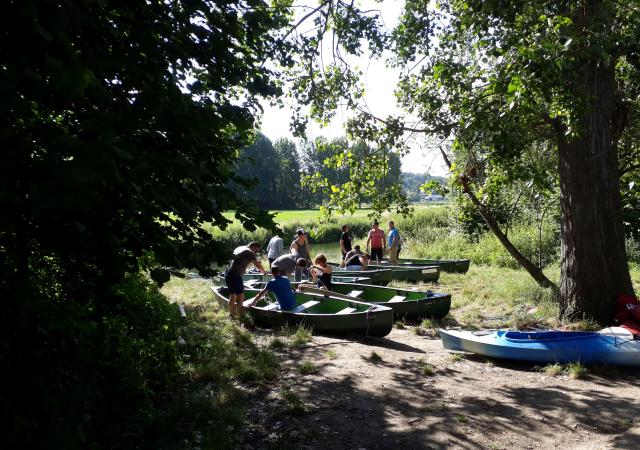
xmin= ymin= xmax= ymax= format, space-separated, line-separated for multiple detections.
xmin=223 ymin=229 xmax=334 ymax=316
xmin=223 ymin=220 xmax=401 ymax=316
xmin=339 ymin=220 xmax=401 ymax=269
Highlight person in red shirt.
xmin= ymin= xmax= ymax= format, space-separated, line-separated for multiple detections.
xmin=366 ymin=220 xmax=386 ymax=265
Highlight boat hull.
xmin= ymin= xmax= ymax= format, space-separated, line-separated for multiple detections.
xmin=212 ymin=286 xmax=393 ymax=337
xmin=318 ymin=283 xmax=451 ymax=320
xmin=385 ymin=258 xmax=470 ymax=274
xmin=329 ymin=268 xmax=393 ymax=285
xmin=376 ymin=264 xmax=440 ymax=282
xmin=330 ymin=263 xmax=439 ymax=283
xmin=440 ymin=329 xmax=640 ymax=367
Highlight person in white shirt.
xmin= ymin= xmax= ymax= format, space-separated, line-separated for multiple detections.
xmin=266 ymin=233 xmax=284 ymax=267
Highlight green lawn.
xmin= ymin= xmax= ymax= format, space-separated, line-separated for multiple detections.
xmin=222 ymin=204 xmax=442 ymax=227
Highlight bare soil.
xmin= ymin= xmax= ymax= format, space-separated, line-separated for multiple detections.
xmin=239 ymin=328 xmax=640 ymax=450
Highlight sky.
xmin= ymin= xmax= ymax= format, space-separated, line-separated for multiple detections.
xmin=258 ymin=0 xmax=449 ymax=176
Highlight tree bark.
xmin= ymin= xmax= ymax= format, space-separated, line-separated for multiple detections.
xmin=557 ymin=5 xmax=634 ymax=323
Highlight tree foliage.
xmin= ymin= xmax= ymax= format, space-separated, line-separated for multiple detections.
xmin=0 ymin=0 xmax=291 ymax=447
xmin=280 ymin=0 xmax=640 ymax=321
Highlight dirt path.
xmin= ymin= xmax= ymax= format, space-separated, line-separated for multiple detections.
xmin=239 ymin=328 xmax=640 ymax=450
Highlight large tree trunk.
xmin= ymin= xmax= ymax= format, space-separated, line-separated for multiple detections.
xmin=557 ymin=27 xmax=634 ymax=323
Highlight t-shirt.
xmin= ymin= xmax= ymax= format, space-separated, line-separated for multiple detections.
xmin=340 ymin=232 xmax=352 ymax=253
xmin=266 ymin=276 xmax=296 ymax=310
xmin=388 ymin=228 xmax=399 ymax=248
xmin=267 ymin=236 xmax=284 ymax=259
xmin=369 ymin=228 xmax=385 ymax=248
xmin=228 ymin=249 xmax=257 ymax=275
xmin=233 ymin=245 xmax=250 ymax=255
xmin=272 ymin=254 xmax=297 ymax=275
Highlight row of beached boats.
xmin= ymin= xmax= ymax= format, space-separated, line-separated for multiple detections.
xmin=238 ymin=257 xmax=471 ymax=285
xmin=212 ymin=257 xmax=640 ymax=367
xmin=213 ymin=260 xmax=458 ymax=337
xmin=212 ymin=279 xmax=451 ymax=337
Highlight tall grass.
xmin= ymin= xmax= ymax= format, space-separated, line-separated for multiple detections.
xmin=403 ymin=221 xmax=560 ymax=269
xmin=208 ymin=204 xmax=562 ymax=269
xmin=154 ymin=277 xmax=282 ymax=448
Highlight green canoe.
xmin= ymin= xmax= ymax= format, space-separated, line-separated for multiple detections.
xmin=328 ymin=267 xmax=393 ymax=285
xmin=211 ymin=286 xmax=393 ymax=337
xmin=217 ymin=272 xmax=373 ymax=285
xmin=330 ymin=262 xmax=440 ymax=282
xmin=298 ymin=283 xmax=451 ymax=321
xmin=383 ymin=258 xmax=470 ymax=274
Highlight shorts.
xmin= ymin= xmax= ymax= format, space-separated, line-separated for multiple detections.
xmin=268 ymin=258 xmax=275 ymax=267
xmin=371 ymin=247 xmax=383 ymax=261
xmin=224 ymin=272 xmax=244 ymax=295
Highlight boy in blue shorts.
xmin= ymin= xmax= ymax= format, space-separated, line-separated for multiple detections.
xmin=249 ymin=267 xmax=296 ymax=311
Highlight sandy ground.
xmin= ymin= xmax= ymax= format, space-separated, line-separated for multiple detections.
xmin=238 ymin=328 xmax=640 ymax=450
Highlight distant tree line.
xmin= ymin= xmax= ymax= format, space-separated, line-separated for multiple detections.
xmin=235 ymin=133 xmax=404 ymax=209
xmin=401 ymin=173 xmax=447 ymax=202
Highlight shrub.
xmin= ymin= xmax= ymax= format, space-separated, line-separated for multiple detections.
xmin=289 ymin=323 xmax=313 ymax=348
xmin=299 ymin=360 xmax=318 ymax=375
xmin=2 ymin=273 xmax=181 ymax=449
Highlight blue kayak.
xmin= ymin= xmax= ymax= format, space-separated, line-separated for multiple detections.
xmin=439 ymin=328 xmax=640 ymax=367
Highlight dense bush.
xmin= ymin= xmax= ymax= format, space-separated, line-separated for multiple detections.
xmin=2 ymin=274 xmax=180 ymax=449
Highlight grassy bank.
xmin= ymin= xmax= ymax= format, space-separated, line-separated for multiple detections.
xmin=153 ymin=277 xmax=280 ymax=448
xmin=207 ymin=205 xmax=562 ymax=270
xmin=149 ymin=261 xmax=640 ymax=447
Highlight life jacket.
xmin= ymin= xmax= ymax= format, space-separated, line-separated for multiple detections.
xmin=615 ymin=293 xmax=640 ymax=322
xmin=615 ymin=293 xmax=640 ymax=338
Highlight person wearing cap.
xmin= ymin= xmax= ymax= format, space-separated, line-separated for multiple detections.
xmin=225 ymin=242 xmax=267 ymax=317
xmin=366 ymin=220 xmax=386 ymax=265
xmin=290 ymin=228 xmax=311 ymax=266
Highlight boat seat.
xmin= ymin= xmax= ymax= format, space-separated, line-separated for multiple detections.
xmin=336 ymin=307 xmax=356 ymax=314
xmin=262 ymin=302 xmax=280 ymax=311
xmin=347 ymin=290 xmax=364 ymax=298
xmin=242 ymin=299 xmax=255 ymax=307
xmin=291 ymin=300 xmax=320 ymax=313
xmin=388 ymin=295 xmax=406 ymax=303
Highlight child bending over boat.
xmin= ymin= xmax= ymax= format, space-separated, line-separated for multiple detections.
xmin=342 ymin=245 xmax=371 ymax=270
xmin=249 ymin=267 xmax=296 ymax=311
xmin=271 ymin=253 xmax=309 ymax=281
xmin=308 ymin=254 xmax=333 ymax=290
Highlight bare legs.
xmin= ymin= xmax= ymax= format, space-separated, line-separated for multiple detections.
xmin=228 ymin=293 xmax=246 ymax=317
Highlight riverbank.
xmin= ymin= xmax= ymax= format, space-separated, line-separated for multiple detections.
xmin=157 ymin=263 xmax=640 ymax=448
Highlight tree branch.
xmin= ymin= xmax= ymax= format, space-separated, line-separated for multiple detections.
xmin=437 ymin=146 xmax=557 ymax=290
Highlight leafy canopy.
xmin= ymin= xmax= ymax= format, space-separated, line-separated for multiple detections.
xmin=1 ymin=0 xmax=292 ymax=284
